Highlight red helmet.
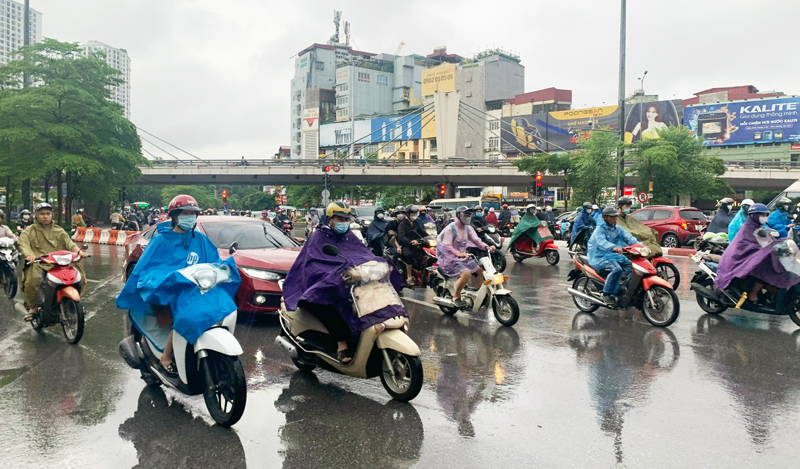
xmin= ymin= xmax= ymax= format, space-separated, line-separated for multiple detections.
xmin=168 ymin=194 xmax=201 ymax=217
xmin=502 ymin=204 xmax=509 ymax=209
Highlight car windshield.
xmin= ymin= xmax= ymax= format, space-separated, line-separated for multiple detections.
xmin=680 ymin=210 xmax=706 ymax=220
xmin=201 ymin=222 xmax=298 ymax=250
xmin=353 ymin=206 xmax=377 ymax=219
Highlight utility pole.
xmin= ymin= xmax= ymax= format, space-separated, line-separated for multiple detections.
xmin=21 ymin=0 xmax=30 ymax=211
xmin=616 ymin=0 xmax=626 ymax=201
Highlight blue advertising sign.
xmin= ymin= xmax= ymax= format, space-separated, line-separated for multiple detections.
xmin=370 ymin=113 xmax=423 ymax=143
xmin=683 ymin=96 xmax=800 ymax=146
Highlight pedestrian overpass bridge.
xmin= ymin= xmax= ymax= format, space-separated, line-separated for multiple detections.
xmin=138 ymin=159 xmax=800 ymax=191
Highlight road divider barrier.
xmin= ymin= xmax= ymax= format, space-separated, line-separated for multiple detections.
xmin=72 ymin=227 xmax=137 ymax=245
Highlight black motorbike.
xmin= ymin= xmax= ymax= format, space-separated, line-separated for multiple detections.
xmin=473 ymin=224 xmax=506 ymax=272
xmin=0 ymin=236 xmax=19 ymax=299
xmin=568 ymin=226 xmax=594 ymax=255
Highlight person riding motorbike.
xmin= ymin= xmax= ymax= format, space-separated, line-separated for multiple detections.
xmin=398 ymin=205 xmax=429 ymax=286
xmin=385 ymin=206 xmax=405 ymax=262
xmin=590 ymin=204 xmax=602 ymax=223
xmin=366 ymin=207 xmax=389 ymax=256
xmin=715 ymin=203 xmax=800 ymax=305
xmin=707 ymin=197 xmax=736 ymax=234
xmin=116 ymin=194 xmax=215 ymax=375
xmin=0 ymin=210 xmax=17 ymax=240
xmin=110 ymin=208 xmax=124 ymax=230
xmin=570 ymin=202 xmax=597 ymax=245
xmin=470 ymin=204 xmax=489 ymax=231
xmin=766 ymin=197 xmax=794 ymax=238
xmin=305 ymin=207 xmax=319 ymax=226
xmin=282 ymin=201 xmax=403 ymax=364
xmin=485 ymin=207 xmax=497 ymax=227
xmin=436 ymin=206 xmax=493 ymax=309
xmin=728 ymin=198 xmax=754 ymax=241
xmin=80 ymin=209 xmax=96 ymax=227
xmin=543 ymin=206 xmax=557 ymax=225
xmin=506 ymin=204 xmax=553 ymax=253
xmin=71 ymin=209 xmax=87 ymax=229
xmin=260 ymin=210 xmax=269 ymax=222
xmin=274 ymin=209 xmax=292 ymax=232
xmin=17 ymin=209 xmax=33 ymax=233
xmin=497 ymin=204 xmax=512 ymax=230
xmin=19 ymin=203 xmax=89 ymax=321
xmin=616 ymin=197 xmax=663 ymax=258
xmin=587 ymin=207 xmax=639 ymax=305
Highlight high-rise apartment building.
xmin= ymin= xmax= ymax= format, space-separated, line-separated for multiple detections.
xmin=0 ymin=0 xmax=42 ymax=65
xmin=80 ymin=40 xmax=131 ymax=119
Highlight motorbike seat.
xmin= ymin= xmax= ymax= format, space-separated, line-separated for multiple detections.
xmin=577 ymin=254 xmax=590 ymax=265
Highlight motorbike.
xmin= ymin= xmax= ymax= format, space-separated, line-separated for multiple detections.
xmin=474 ymin=224 xmax=506 ymax=272
xmin=275 ymin=244 xmax=424 ymax=401
xmin=567 ymin=245 xmax=680 ymax=327
xmin=431 ymin=250 xmax=520 ymax=327
xmin=118 ymin=261 xmax=248 ymax=427
xmin=499 ymin=222 xmax=515 ymax=238
xmin=384 ymin=233 xmax=438 ymax=289
xmin=510 ymin=224 xmax=560 ymax=265
xmin=350 ymin=222 xmax=367 ymax=246
xmin=26 ymin=250 xmax=89 ymax=344
xmin=0 ymin=236 xmax=19 ymax=299
xmin=568 ymin=226 xmax=594 ymax=255
xmin=689 ymin=250 xmax=800 ymax=327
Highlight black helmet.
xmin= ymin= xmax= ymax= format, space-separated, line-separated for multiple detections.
xmin=602 ymin=207 xmax=620 ymax=217
xmin=34 ymin=202 xmax=52 ymax=212
xmin=455 ymin=205 xmax=473 ymax=217
xmin=374 ymin=207 xmax=385 ymax=216
xmin=407 ymin=205 xmax=419 ymax=214
xmin=618 ymin=197 xmax=633 ymax=207
xmin=582 ymin=202 xmax=591 ymax=209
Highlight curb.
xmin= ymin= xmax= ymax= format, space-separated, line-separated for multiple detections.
xmin=72 ymin=227 xmax=138 ymax=245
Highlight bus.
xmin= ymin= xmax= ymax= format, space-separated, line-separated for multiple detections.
xmin=428 ymin=195 xmax=502 ymax=211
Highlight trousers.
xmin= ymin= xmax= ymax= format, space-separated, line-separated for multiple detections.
xmin=594 ymin=258 xmax=631 ymax=294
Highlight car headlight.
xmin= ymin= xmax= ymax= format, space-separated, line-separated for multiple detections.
xmin=241 ymin=267 xmax=284 ymax=281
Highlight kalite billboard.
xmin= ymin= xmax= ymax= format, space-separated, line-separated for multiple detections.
xmin=684 ymin=96 xmax=800 ymax=146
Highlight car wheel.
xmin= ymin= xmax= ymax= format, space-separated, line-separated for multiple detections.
xmin=661 ymin=233 xmax=680 ymax=248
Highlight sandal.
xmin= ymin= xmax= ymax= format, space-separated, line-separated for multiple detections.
xmin=337 ymin=349 xmax=353 ymax=364
xmin=159 ymin=362 xmax=178 ymax=377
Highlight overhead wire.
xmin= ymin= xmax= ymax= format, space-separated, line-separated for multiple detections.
xmin=139 ymin=136 xmax=181 ymax=160
xmin=136 ymin=127 xmax=203 ymax=160
xmin=383 ymin=110 xmax=437 ymax=161
xmin=331 ymin=103 xmax=433 ymax=160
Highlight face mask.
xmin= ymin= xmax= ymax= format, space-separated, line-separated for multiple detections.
xmin=177 ymin=214 xmax=197 ymax=231
xmin=396 ymin=214 xmax=406 ymax=221
xmin=623 ymin=208 xmax=631 ymax=214
xmin=476 ymin=212 xmax=482 ymax=217
xmin=783 ymin=205 xmax=790 ymax=212
xmin=759 ymin=216 xmax=768 ymax=225
xmin=22 ymin=215 xmax=29 ymax=220
xmin=333 ymin=222 xmax=350 ymax=234
xmin=586 ymin=209 xmax=592 ymax=214
xmin=376 ymin=213 xmax=384 ymax=219
xmin=460 ymin=216 xmax=472 ymax=225
xmin=409 ymin=215 xmax=418 ymax=221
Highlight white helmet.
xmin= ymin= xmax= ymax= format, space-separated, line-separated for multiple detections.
xmin=545 ymin=206 xmax=553 ymax=212
xmin=741 ymin=198 xmax=754 ymax=207
xmin=525 ymin=204 xmax=536 ymax=215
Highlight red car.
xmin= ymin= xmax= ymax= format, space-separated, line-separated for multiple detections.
xmin=631 ymin=206 xmax=708 ymax=248
xmin=122 ymin=216 xmax=301 ymax=313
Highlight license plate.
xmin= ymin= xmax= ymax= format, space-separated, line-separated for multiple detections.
xmin=695 ymin=225 xmax=704 ymax=231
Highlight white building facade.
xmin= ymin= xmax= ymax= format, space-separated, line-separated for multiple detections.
xmin=80 ymin=40 xmax=131 ymax=119
xmin=0 ymin=0 xmax=42 ymax=65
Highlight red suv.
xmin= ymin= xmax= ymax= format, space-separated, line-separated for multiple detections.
xmin=630 ymin=206 xmax=708 ymax=248
xmin=123 ymin=216 xmax=301 ymax=313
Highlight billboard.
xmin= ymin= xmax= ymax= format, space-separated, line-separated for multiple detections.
xmin=319 ymin=120 xmax=371 ymax=147
xmin=319 ymin=112 xmax=424 ymax=147
xmin=370 ymin=113 xmax=423 ymax=142
xmin=501 ymin=105 xmax=619 ymax=153
xmin=422 ymin=64 xmax=456 ymax=96
xmin=684 ymin=96 xmax=800 ymax=146
xmin=623 ymin=100 xmax=682 ymax=143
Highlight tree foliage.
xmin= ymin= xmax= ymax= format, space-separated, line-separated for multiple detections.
xmin=515 ymin=152 xmax=575 ymax=210
xmin=572 ymin=131 xmax=620 ymax=203
xmin=625 ymin=126 xmax=730 ymax=204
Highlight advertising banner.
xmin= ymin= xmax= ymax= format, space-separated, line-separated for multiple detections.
xmin=370 ymin=113 xmax=423 ymax=142
xmin=319 ymin=120 xmax=371 ymax=147
xmin=624 ymin=100 xmax=682 ymax=143
xmin=422 ymin=64 xmax=456 ymax=96
xmin=684 ymin=96 xmax=800 ymax=146
xmin=501 ymin=105 xmax=619 ymax=153
xmin=302 ymin=108 xmax=319 ymax=132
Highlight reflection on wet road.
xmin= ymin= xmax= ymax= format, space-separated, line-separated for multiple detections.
xmin=1 ymin=245 xmax=800 ymax=467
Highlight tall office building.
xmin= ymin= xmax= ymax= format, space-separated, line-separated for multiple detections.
xmin=80 ymin=40 xmax=131 ymax=119
xmin=0 ymin=0 xmax=42 ymax=65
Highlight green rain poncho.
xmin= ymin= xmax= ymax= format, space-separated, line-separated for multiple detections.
xmin=617 ymin=213 xmax=662 ymax=258
xmin=506 ymin=214 xmax=553 ymax=250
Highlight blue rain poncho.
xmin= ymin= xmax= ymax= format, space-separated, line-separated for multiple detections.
xmin=727 ymin=209 xmax=748 ymax=240
xmin=587 ymin=220 xmax=639 ymax=270
xmin=571 ymin=208 xmax=597 ymax=243
xmin=766 ymin=208 xmax=792 ymax=238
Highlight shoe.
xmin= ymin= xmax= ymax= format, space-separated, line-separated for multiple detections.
xmin=453 ymin=298 xmax=468 ymax=309
xmin=603 ymin=294 xmax=616 ymax=305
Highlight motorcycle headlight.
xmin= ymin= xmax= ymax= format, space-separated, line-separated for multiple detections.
xmin=427 ymin=239 xmax=437 ymax=247
xmin=639 ymin=247 xmax=652 ymax=257
xmin=241 ymin=267 xmax=284 ymax=281
xmin=492 ymin=273 xmax=505 ymax=285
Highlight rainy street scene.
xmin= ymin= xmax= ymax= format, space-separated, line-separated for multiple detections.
xmin=2 ymin=0 xmax=800 ymax=468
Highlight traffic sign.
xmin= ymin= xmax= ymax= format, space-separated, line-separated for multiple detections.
xmin=637 ymin=192 xmax=649 ymax=203
xmin=321 ymin=189 xmax=330 ymax=198
xmin=332 ymin=165 xmax=341 ymax=172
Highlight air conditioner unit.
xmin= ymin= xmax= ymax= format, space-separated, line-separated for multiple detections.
xmin=465 ymin=141 xmax=472 ymax=148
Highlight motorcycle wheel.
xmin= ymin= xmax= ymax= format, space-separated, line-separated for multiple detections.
xmin=3 ymin=270 xmax=17 ymax=299
xmin=291 ymin=357 xmax=316 ymax=372
xmin=512 ymin=251 xmax=525 ymax=263
xmin=641 ymin=285 xmax=680 ymax=327
xmin=491 ymin=295 xmax=520 ymax=327
xmin=438 ymin=289 xmax=458 ymax=316
xmin=572 ymin=276 xmax=600 ymax=313
xmin=493 ymin=251 xmax=507 ymax=273
xmin=379 ymin=350 xmax=423 ymax=402
xmin=545 ymin=250 xmax=560 ymax=265
xmin=201 ymin=351 xmax=247 ymax=427
xmin=60 ymin=298 xmax=84 ymax=345
xmin=655 ymin=263 xmax=681 ymax=289
xmin=695 ymin=280 xmax=727 ymax=315
xmin=789 ymin=297 xmax=800 ymax=328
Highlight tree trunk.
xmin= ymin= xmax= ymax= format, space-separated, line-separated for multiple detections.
xmin=64 ymin=171 xmax=72 ymax=227
xmin=56 ymin=171 xmax=62 ymax=226
xmin=21 ymin=178 xmax=29 ymax=210
xmin=5 ymin=177 xmax=11 ymax=224
xmin=563 ymin=172 xmax=569 ymax=212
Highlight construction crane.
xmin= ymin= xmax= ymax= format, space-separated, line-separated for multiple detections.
xmin=395 ymin=41 xmax=405 ymax=56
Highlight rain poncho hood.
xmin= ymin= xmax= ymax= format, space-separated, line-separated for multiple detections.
xmin=283 ymin=225 xmax=404 ymax=334
xmin=590 ymin=210 xmax=602 ymax=223
xmin=506 ymin=214 xmax=553 ymax=251
xmin=617 ymin=213 xmax=663 ymax=258
xmin=715 ymin=216 xmax=800 ymax=290
xmin=767 ymin=208 xmax=792 ymax=238
xmin=571 ymin=209 xmax=597 ymax=243
xmin=587 ymin=220 xmax=639 ymax=269
xmin=116 ymin=221 xmax=236 ymax=346
xmin=707 ymin=207 xmax=735 ymax=235
xmin=366 ymin=214 xmax=389 ymax=243
xmin=727 ymin=209 xmax=748 ymax=240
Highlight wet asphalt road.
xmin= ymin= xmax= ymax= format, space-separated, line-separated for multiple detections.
xmin=1 ymin=244 xmax=800 ymax=468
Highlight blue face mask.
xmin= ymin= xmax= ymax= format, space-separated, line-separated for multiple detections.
xmin=333 ymin=222 xmax=350 ymax=234
xmin=623 ymin=208 xmax=631 ymax=214
xmin=476 ymin=212 xmax=483 ymax=217
xmin=177 ymin=214 xmax=197 ymax=231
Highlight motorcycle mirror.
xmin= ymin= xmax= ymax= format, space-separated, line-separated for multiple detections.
xmin=229 ymin=242 xmax=238 ymax=255
xmin=322 ymin=244 xmax=339 ymax=257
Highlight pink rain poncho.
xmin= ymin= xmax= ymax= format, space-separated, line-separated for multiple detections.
xmin=436 ymin=221 xmax=489 ymax=277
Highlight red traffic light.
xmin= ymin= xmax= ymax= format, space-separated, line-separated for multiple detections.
xmin=535 ymin=174 xmax=542 ymax=181
xmin=222 ymin=190 xmax=228 ymax=198
xmin=438 ymin=184 xmax=446 ymax=196
xmin=537 ymin=182 xmax=542 ymax=187
xmin=324 ymin=166 xmax=331 ymax=172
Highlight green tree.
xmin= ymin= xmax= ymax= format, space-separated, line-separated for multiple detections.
xmin=515 ymin=152 xmax=575 ymax=211
xmin=572 ymin=131 xmax=620 ymax=203
xmin=0 ymin=39 xmax=147 ymax=223
xmin=161 ymin=185 xmax=216 ymax=210
xmin=625 ymin=126 xmax=730 ymax=204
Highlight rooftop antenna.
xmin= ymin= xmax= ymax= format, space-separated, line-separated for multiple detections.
xmin=330 ymin=10 xmax=341 ymax=45
xmin=345 ymin=21 xmax=350 ymax=47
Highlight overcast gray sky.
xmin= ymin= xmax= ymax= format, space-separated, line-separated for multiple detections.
xmin=34 ymin=0 xmax=800 ymax=160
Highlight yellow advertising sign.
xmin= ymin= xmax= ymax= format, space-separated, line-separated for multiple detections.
xmin=548 ymin=105 xmax=619 ymax=121
xmin=421 ymin=109 xmax=437 ymax=139
xmin=422 ymin=64 xmax=456 ymax=96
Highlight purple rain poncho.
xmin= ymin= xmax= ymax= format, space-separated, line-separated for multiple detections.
xmin=715 ymin=216 xmax=800 ymax=290
xmin=436 ymin=221 xmax=489 ymax=278
xmin=282 ymin=224 xmax=405 ymax=334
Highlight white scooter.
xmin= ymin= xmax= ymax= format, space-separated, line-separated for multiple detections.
xmin=275 ymin=244 xmax=424 ymax=401
xmin=431 ymin=250 xmax=520 ymax=327
xmin=119 ymin=262 xmax=247 ymax=427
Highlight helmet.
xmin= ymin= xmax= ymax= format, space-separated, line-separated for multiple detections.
xmin=602 ymin=207 xmax=620 ymax=217
xmin=582 ymin=202 xmax=591 ymax=209
xmin=502 ymin=204 xmax=508 ymax=209
xmin=309 ymin=207 xmax=317 ymax=212
xmin=617 ymin=197 xmax=632 ymax=207
xmin=778 ymin=197 xmax=792 ymax=207
xmin=748 ymin=203 xmax=769 ymax=215
xmin=718 ymin=197 xmax=735 ymax=206
xmin=394 ymin=205 xmax=406 ymax=214
xmin=167 ymin=194 xmax=201 ymax=217
xmin=407 ymin=205 xmax=419 ymax=214
xmin=546 ymin=206 xmax=552 ymax=212
xmin=326 ymin=201 xmax=352 ymax=219
xmin=374 ymin=207 xmax=385 ymax=215
xmin=262 ymin=210 xmax=268 ymax=216
xmin=455 ymin=205 xmax=474 ymax=218
xmin=20 ymin=209 xmax=30 ymax=215
xmin=77 ymin=208 xmax=84 ymax=213
xmin=525 ymin=203 xmax=536 ymax=215
xmin=34 ymin=202 xmax=52 ymax=212
xmin=742 ymin=198 xmax=754 ymax=207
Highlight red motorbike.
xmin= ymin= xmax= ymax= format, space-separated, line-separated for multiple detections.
xmin=27 ymin=250 xmax=87 ymax=344
xmin=385 ymin=234 xmax=438 ymax=288
xmin=510 ymin=223 xmax=560 ymax=265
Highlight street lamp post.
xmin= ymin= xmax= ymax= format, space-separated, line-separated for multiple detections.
xmin=616 ymin=0 xmax=626 ymax=201
xmin=637 ymin=70 xmax=648 ymax=132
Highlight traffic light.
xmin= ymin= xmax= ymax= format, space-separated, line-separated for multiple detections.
xmin=537 ymin=181 xmax=543 ymax=187
xmin=535 ymin=173 xmax=543 ymax=187
xmin=438 ymin=184 xmax=446 ymax=197
xmin=222 ymin=189 xmax=228 ymax=200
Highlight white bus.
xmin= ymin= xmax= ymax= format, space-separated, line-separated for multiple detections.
xmin=428 ymin=195 xmax=502 ymax=211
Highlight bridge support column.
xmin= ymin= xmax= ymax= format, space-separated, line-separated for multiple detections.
xmin=443 ymin=183 xmax=455 ymax=198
